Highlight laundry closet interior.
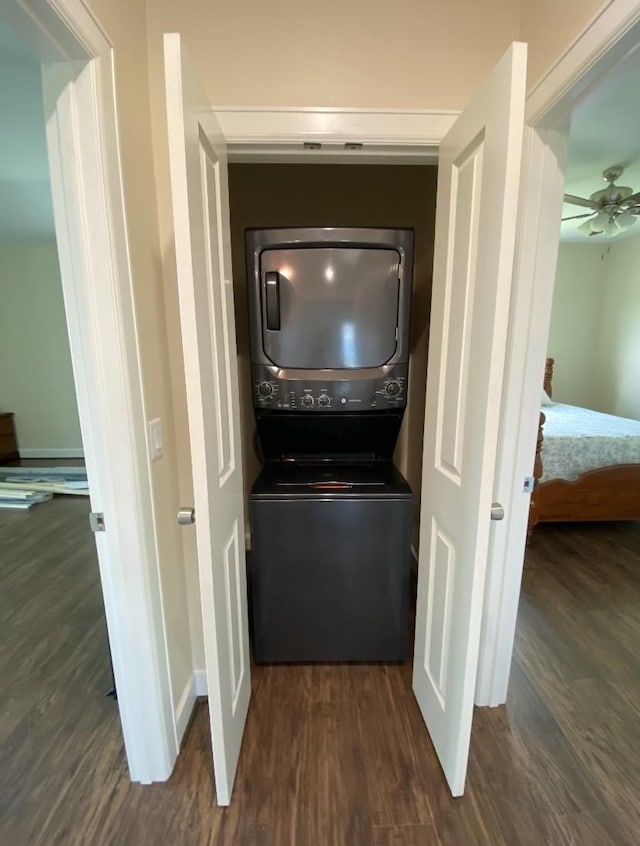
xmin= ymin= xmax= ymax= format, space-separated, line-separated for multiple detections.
xmin=225 ymin=160 xmax=437 ymax=659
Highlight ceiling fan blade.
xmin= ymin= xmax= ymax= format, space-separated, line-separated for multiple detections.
xmin=563 ymin=193 xmax=599 ymax=209
xmin=562 ymin=213 xmax=595 ymax=221
xmin=621 ymin=191 xmax=640 ymax=207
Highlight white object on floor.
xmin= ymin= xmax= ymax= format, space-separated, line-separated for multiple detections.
xmin=5 ymin=476 xmax=89 ymax=488
xmin=0 ymin=465 xmax=87 ymax=477
xmin=0 ymin=481 xmax=89 ymax=497
xmin=0 ymin=491 xmax=53 ymax=509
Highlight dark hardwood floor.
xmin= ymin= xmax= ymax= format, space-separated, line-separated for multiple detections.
xmin=1 ymin=504 xmax=639 ymax=845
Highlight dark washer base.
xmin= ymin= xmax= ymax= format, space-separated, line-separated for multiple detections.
xmin=249 ymin=463 xmax=412 ymax=663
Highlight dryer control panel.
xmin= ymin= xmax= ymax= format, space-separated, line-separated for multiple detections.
xmin=252 ymin=364 xmax=408 ymax=412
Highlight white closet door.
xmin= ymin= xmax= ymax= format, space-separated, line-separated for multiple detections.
xmin=164 ymin=32 xmax=250 ymax=806
xmin=413 ymin=42 xmax=527 ymax=797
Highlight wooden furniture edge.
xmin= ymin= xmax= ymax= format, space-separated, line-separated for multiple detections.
xmin=543 ymin=357 xmax=554 ymax=399
xmin=529 ymin=356 xmax=553 ymax=532
xmin=0 ymin=412 xmax=20 ymax=464
xmin=534 ymin=464 xmax=640 ymax=523
xmin=528 ymin=410 xmax=545 ymax=533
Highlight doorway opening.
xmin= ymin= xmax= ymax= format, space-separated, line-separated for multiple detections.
xmin=166 ymin=32 xmax=526 ymax=804
xmin=224 ymin=159 xmax=439 ymax=790
xmin=1 ymin=0 xmax=176 ymax=799
xmin=0 ymin=22 xmax=120 ymax=841
xmin=504 ymin=36 xmax=640 ymax=844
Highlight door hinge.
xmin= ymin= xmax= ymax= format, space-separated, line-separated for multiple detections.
xmin=89 ymin=511 xmax=106 ymax=532
xmin=523 ymin=476 xmax=535 ymax=494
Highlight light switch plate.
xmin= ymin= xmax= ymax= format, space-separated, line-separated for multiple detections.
xmin=148 ymin=418 xmax=163 ymax=461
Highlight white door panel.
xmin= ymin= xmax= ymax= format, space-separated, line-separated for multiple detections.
xmin=163 ymin=32 xmax=250 ymax=806
xmin=413 ymin=42 xmax=527 ymax=797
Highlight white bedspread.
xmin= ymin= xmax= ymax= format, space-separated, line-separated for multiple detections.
xmin=540 ymin=403 xmax=640 ymax=482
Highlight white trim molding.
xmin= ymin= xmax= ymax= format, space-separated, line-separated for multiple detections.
xmin=475 ymin=126 xmax=568 ymax=706
xmin=3 ymin=0 xmax=103 ymax=60
xmin=215 ymin=107 xmax=458 ymax=148
xmin=526 ymin=0 xmax=640 ymax=125
xmin=175 ymin=674 xmax=199 ymax=747
xmin=228 ymin=144 xmax=439 ymax=165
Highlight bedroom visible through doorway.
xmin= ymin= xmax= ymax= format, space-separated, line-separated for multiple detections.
xmin=506 ymin=33 xmax=640 ymax=846
xmin=527 ymin=41 xmax=640 ymax=529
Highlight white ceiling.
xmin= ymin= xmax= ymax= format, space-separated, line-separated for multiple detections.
xmin=561 ymin=44 xmax=640 ymax=243
xmin=0 ymin=23 xmax=55 ymax=242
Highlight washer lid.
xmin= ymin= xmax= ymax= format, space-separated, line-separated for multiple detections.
xmin=250 ymin=462 xmax=412 ymax=500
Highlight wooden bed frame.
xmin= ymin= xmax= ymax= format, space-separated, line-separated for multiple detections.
xmin=528 ymin=358 xmax=640 ymax=529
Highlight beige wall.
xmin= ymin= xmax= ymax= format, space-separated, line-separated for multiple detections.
xmin=547 ymin=235 xmax=640 ymax=420
xmin=147 ymin=0 xmax=519 ymax=110
xmin=593 ymin=234 xmax=640 ymax=420
xmin=83 ymin=0 xmax=195 ymax=713
xmin=0 ymin=241 xmax=82 ymax=452
xmin=546 ymin=242 xmax=606 ymax=406
xmin=228 ymin=163 xmax=437 ymax=542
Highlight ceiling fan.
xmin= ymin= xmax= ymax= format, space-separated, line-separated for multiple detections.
xmin=563 ymin=165 xmax=640 ymax=237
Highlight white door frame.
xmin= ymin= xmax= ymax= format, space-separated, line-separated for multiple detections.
xmin=475 ymin=0 xmax=640 ymax=705
xmin=205 ymin=0 xmax=640 ymax=707
xmin=4 ymin=0 xmax=176 ymax=781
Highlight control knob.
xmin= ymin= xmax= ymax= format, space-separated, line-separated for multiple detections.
xmin=385 ymin=380 xmax=401 ymax=398
xmin=301 ymin=394 xmax=314 ymax=408
xmin=317 ymin=394 xmax=331 ymax=407
xmin=257 ymin=381 xmax=273 ymax=398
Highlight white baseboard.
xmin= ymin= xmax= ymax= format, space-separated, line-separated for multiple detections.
xmin=19 ymin=448 xmax=85 ymax=459
xmin=175 ymin=674 xmax=198 ymax=747
xmin=174 ymin=670 xmax=208 ymax=747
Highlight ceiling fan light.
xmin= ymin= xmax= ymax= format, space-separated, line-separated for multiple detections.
xmin=602 ymin=219 xmax=620 ymax=238
xmin=578 ymin=217 xmax=597 ymax=234
xmin=591 ymin=211 xmax=610 ymax=230
xmin=615 ymin=212 xmax=637 ymax=231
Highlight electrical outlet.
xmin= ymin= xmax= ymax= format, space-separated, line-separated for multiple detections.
xmin=148 ymin=418 xmax=163 ymax=461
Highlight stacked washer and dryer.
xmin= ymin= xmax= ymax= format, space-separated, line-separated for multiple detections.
xmin=247 ymin=227 xmax=414 ymax=663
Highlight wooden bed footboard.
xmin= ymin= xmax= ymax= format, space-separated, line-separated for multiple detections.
xmin=533 ymin=464 xmax=640 ymax=524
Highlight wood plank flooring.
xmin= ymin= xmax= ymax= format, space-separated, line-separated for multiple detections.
xmin=1 ymin=507 xmax=639 ymax=845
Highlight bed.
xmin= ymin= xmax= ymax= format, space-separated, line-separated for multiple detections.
xmin=528 ymin=358 xmax=640 ymax=528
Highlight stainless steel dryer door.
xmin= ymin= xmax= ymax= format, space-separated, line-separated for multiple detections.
xmin=259 ymin=247 xmax=400 ymax=369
